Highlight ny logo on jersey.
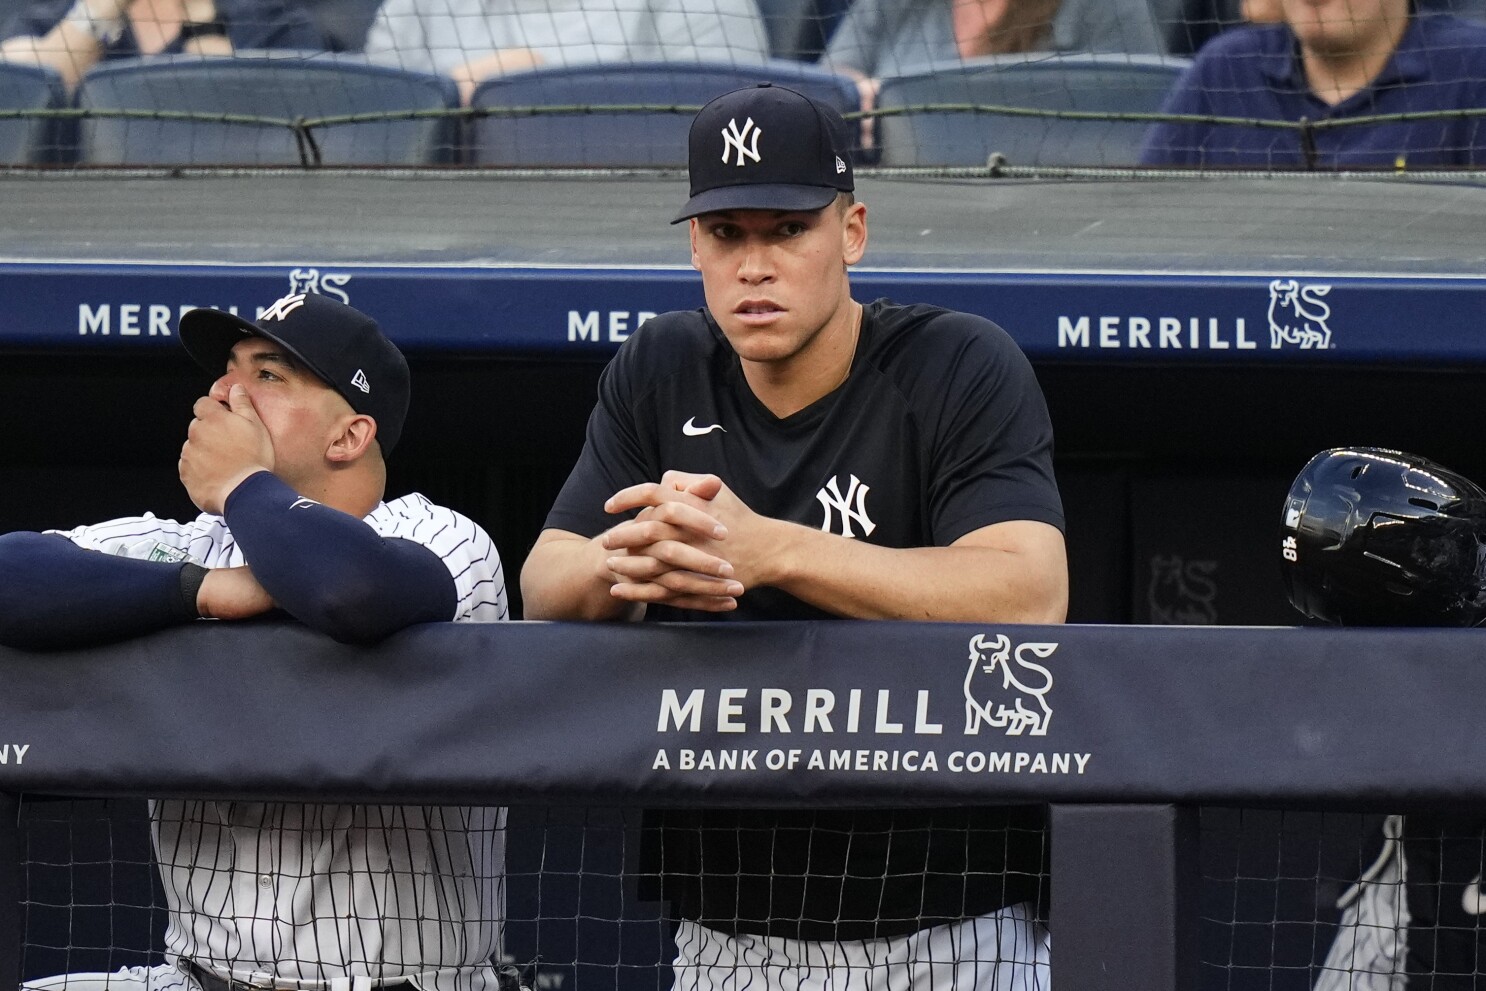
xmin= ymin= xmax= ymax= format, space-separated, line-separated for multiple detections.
xmin=259 ymin=293 xmax=308 ymax=323
xmin=816 ymin=474 xmax=875 ymax=538
xmin=720 ymin=117 xmax=762 ymax=167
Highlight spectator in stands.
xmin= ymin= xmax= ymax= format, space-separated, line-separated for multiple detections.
xmin=0 ymin=293 xmax=508 ymax=991
xmin=822 ymin=0 xmax=1168 ymax=147
xmin=0 ymin=0 xmax=325 ymax=88
xmin=1140 ymin=0 xmax=1486 ymax=167
xmin=522 ymin=84 xmax=1067 ymax=991
xmin=826 ymin=0 xmax=1167 ymax=78
xmin=362 ymin=0 xmax=771 ymax=105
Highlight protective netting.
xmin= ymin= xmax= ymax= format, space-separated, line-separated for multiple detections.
xmin=3 ymin=0 xmax=1486 ymax=170
xmin=17 ymin=801 xmax=1051 ymax=991
xmin=23 ymin=800 xmax=1486 ymax=991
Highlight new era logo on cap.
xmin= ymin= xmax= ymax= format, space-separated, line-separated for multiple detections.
xmin=674 ymin=83 xmax=854 ymax=223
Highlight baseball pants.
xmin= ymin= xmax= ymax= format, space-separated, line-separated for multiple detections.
xmin=672 ymin=902 xmax=1051 ymax=991
xmin=24 ymin=964 xmax=198 ymax=991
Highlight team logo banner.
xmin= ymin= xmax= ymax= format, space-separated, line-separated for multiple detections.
xmin=7 ymin=622 xmax=1486 ymax=806
xmin=649 ymin=628 xmax=1088 ymax=784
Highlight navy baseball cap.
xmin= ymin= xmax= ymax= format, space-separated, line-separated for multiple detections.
xmin=673 ymin=83 xmax=855 ymax=223
xmin=179 ymin=292 xmax=411 ymax=455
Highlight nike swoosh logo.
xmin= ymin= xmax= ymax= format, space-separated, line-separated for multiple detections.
xmin=1465 ymin=876 xmax=1486 ymax=916
xmin=682 ymin=417 xmax=726 ymax=437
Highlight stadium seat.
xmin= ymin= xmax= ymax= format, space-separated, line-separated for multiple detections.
xmin=875 ymin=53 xmax=1191 ymax=168
xmin=74 ymin=53 xmax=460 ymax=166
xmin=468 ymin=60 xmax=860 ymax=167
xmin=0 ymin=62 xmax=65 ymax=165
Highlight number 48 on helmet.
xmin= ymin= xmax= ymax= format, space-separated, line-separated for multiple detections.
xmin=1281 ymin=447 xmax=1486 ymax=627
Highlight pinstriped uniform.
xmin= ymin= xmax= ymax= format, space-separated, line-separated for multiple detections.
xmin=27 ymin=495 xmax=508 ymax=991
xmin=672 ymin=909 xmax=1050 ymax=991
xmin=50 ymin=494 xmax=508 ymax=624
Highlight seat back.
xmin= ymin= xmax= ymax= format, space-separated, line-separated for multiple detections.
xmin=876 ymin=53 xmax=1189 ymax=167
xmin=76 ymin=53 xmax=459 ymax=166
xmin=0 ymin=62 xmax=65 ymax=165
xmin=469 ymin=60 xmax=859 ymax=167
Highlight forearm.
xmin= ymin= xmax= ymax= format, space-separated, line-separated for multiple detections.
xmin=223 ymin=472 xmax=455 ymax=643
xmin=0 ymin=532 xmax=197 ymax=649
xmin=3 ymin=0 xmax=126 ymax=87
xmin=1 ymin=25 xmax=104 ymax=88
xmin=759 ymin=522 xmax=1068 ymax=623
xmin=451 ymin=49 xmax=543 ymax=103
xmin=521 ymin=531 xmax=642 ymax=622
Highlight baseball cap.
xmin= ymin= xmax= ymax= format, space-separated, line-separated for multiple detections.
xmin=672 ymin=82 xmax=855 ymax=224
xmin=179 ymin=292 xmax=411 ymax=455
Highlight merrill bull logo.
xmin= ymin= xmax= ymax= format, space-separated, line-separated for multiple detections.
xmin=651 ymin=632 xmax=1087 ymax=776
xmin=963 ymin=634 xmax=1057 ymax=736
xmin=1267 ymin=279 xmax=1333 ymax=349
xmin=1054 ymin=277 xmax=1337 ymax=352
xmin=288 ymin=267 xmax=352 ymax=305
xmin=654 ymin=632 xmax=1064 ymax=740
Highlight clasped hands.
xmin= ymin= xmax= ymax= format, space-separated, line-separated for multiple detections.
xmin=600 ymin=470 xmax=768 ymax=612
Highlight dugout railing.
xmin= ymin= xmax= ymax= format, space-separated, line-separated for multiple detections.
xmin=5 ymin=620 xmax=1483 ymax=991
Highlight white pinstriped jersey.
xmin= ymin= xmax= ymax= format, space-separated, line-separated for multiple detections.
xmin=51 ymin=493 xmax=508 ymax=624
xmin=48 ymin=494 xmax=509 ymax=991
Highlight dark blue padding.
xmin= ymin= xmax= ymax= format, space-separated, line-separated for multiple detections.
xmin=74 ymin=52 xmax=460 ymax=166
xmin=468 ymin=59 xmax=861 ymax=167
xmin=875 ymin=53 xmax=1192 ymax=168
xmin=0 ymin=62 xmax=64 ymax=165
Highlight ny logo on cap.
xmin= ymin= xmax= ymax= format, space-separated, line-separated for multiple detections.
xmin=721 ymin=117 xmax=762 ymax=167
xmin=259 ymin=293 xmax=308 ymax=323
xmin=351 ymin=369 xmax=371 ymax=394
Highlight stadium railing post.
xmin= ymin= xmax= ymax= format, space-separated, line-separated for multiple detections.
xmin=1049 ymin=803 xmax=1198 ymax=990
xmin=0 ymin=793 xmax=17 ymax=991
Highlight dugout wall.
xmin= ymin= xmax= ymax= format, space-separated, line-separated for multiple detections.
xmin=5 ymin=172 xmax=1486 ymax=990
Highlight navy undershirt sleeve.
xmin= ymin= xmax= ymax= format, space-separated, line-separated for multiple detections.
xmin=223 ymin=471 xmax=456 ymax=644
xmin=0 ymin=532 xmax=196 ymax=650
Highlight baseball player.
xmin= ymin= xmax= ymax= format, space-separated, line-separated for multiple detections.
xmin=1282 ymin=447 xmax=1486 ymax=989
xmin=0 ymin=293 xmax=509 ymax=991
xmin=521 ymin=84 xmax=1067 ymax=991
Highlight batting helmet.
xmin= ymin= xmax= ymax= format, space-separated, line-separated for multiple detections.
xmin=1280 ymin=447 xmax=1486 ymax=626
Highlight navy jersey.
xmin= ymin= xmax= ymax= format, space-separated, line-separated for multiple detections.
xmin=544 ymin=299 xmax=1064 ymax=940
xmin=544 ymin=297 xmax=1065 ymax=621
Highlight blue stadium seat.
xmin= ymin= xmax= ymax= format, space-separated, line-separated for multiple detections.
xmin=875 ymin=53 xmax=1191 ymax=167
xmin=468 ymin=60 xmax=860 ymax=167
xmin=0 ymin=62 xmax=65 ymax=165
xmin=75 ymin=52 xmax=459 ymax=166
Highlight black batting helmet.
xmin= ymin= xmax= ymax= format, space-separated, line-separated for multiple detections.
xmin=1280 ymin=447 xmax=1486 ymax=627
